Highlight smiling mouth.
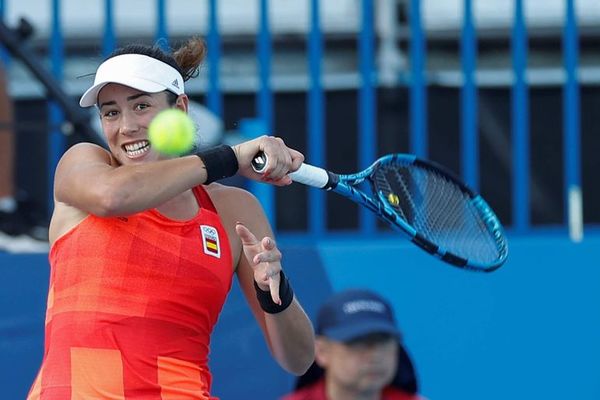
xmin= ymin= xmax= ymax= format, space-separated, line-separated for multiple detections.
xmin=123 ymin=140 xmax=150 ymax=157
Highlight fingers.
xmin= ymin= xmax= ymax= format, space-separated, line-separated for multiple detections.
xmin=255 ymin=264 xmax=282 ymax=305
xmin=261 ymin=147 xmax=304 ymax=186
xmin=289 ymin=148 xmax=305 ymax=172
xmin=262 ymin=235 xmax=275 ymax=251
xmin=235 ymin=222 xmax=258 ymax=246
xmin=269 ymin=272 xmax=281 ymax=305
xmin=238 ymin=222 xmax=283 ymax=304
xmin=255 ymin=268 xmax=282 ymax=305
xmin=237 ymin=223 xmax=280 ymax=261
xmin=259 ymin=137 xmax=291 ymax=181
xmin=264 ymin=175 xmax=293 ymax=187
xmin=235 ymin=135 xmax=303 ymax=185
xmin=254 ymin=253 xmax=279 ymax=263
xmin=252 ymin=237 xmax=281 ymax=264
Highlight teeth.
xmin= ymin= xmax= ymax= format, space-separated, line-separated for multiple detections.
xmin=128 ymin=148 xmax=146 ymax=156
xmin=123 ymin=140 xmax=150 ymax=157
xmin=124 ymin=140 xmax=149 ymax=151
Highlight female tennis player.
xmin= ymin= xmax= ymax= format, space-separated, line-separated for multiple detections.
xmin=27 ymin=38 xmax=315 ymax=399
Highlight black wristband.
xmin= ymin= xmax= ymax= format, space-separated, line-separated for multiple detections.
xmin=196 ymin=145 xmax=239 ymax=184
xmin=254 ymin=270 xmax=294 ymax=314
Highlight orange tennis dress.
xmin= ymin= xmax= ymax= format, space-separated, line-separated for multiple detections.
xmin=27 ymin=186 xmax=233 ymax=399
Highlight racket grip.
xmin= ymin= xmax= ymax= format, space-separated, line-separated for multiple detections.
xmin=290 ymin=164 xmax=330 ymax=188
xmin=251 ymin=152 xmax=330 ymax=189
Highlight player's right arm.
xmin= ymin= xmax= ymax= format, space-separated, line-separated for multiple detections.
xmin=53 ymin=142 xmax=209 ymax=217
xmin=54 ymin=135 xmax=304 ymax=217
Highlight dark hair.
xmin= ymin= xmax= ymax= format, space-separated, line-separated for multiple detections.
xmin=108 ymin=37 xmax=206 ymax=81
xmin=107 ymin=37 xmax=207 ymax=104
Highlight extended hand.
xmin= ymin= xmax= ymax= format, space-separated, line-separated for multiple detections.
xmin=235 ymin=222 xmax=283 ymax=305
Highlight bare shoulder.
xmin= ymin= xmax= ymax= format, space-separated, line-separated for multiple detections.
xmin=63 ymin=142 xmax=109 ymax=157
xmin=204 ymin=183 xmax=271 ymax=238
xmin=205 ymin=183 xmax=263 ymax=219
xmin=58 ymin=142 xmax=113 ymax=168
xmin=205 ymin=182 xmax=254 ymax=198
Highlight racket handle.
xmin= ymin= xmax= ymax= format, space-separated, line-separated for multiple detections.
xmin=251 ymin=152 xmax=331 ymax=189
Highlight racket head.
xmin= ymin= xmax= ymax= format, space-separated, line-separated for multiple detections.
xmin=341 ymin=154 xmax=508 ymax=272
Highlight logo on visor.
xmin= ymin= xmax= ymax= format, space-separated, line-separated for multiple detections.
xmin=171 ymin=79 xmax=180 ymax=89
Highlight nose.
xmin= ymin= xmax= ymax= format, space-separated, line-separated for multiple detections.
xmin=358 ymin=343 xmax=387 ymax=361
xmin=118 ymin=109 xmax=139 ymax=135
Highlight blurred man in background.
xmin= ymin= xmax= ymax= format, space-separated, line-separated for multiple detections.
xmin=282 ymin=289 xmax=425 ymax=400
xmin=0 ymin=62 xmax=48 ymax=253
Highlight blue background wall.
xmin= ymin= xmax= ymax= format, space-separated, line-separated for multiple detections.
xmin=2 ymin=234 xmax=599 ymax=399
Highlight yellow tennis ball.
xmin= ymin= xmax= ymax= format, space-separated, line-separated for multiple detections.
xmin=148 ymin=109 xmax=195 ymax=155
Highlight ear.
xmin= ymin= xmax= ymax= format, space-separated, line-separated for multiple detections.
xmin=314 ymin=337 xmax=331 ymax=368
xmin=175 ymin=94 xmax=189 ymax=113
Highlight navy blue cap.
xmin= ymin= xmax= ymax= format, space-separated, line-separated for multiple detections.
xmin=296 ymin=289 xmax=418 ymax=394
xmin=316 ymin=289 xmax=401 ymax=342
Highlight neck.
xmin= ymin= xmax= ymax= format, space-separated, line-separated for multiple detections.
xmin=155 ymin=189 xmax=198 ymax=220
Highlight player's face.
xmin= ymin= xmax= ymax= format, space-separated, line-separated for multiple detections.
xmin=97 ymin=83 xmax=171 ymax=165
xmin=316 ymin=334 xmax=398 ymax=396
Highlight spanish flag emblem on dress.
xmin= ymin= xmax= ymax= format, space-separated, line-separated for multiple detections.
xmin=200 ymin=225 xmax=221 ymax=258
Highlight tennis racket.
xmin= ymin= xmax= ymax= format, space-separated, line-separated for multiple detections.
xmin=252 ymin=152 xmax=508 ymax=272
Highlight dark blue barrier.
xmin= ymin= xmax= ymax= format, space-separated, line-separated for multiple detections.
xmin=0 ymin=254 xmax=48 ymax=399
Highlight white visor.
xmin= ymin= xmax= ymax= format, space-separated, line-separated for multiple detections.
xmin=79 ymin=54 xmax=185 ymax=107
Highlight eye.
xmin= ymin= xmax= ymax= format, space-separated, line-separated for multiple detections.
xmin=135 ymin=102 xmax=150 ymax=111
xmin=102 ymin=110 xmax=118 ymax=119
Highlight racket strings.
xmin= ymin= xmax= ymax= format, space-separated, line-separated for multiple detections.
xmin=417 ymin=170 xmax=500 ymax=262
xmin=373 ymin=164 xmax=503 ymax=264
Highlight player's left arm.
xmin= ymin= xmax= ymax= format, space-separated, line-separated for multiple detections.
xmin=215 ymin=186 xmax=314 ymax=375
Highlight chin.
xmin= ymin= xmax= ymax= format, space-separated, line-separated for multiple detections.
xmin=357 ymin=373 xmax=392 ymax=390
